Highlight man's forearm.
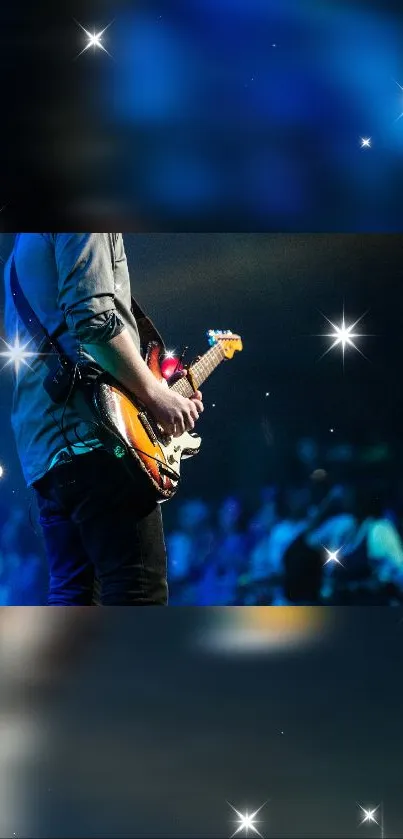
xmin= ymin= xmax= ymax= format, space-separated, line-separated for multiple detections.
xmin=84 ymin=328 xmax=161 ymax=405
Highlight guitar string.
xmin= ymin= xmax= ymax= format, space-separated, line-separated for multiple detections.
xmin=172 ymin=345 xmax=224 ymax=397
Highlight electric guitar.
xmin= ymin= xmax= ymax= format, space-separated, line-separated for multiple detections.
xmin=91 ymin=330 xmax=243 ymax=501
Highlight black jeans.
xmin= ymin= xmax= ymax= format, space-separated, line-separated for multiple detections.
xmin=34 ymin=449 xmax=168 ymax=605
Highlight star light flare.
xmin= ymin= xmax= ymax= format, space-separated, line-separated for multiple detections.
xmin=323 ymin=547 xmax=344 ymax=567
xmin=319 ymin=309 xmax=368 ymax=365
xmin=228 ymin=802 xmax=267 ymax=838
xmin=360 ymin=137 xmax=371 ymax=148
xmin=74 ymin=20 xmax=114 ymax=59
xmin=0 ymin=333 xmax=38 ymax=374
xmin=358 ymin=802 xmax=385 ymax=839
xmin=361 ymin=807 xmax=378 ymax=824
xmin=359 ymin=804 xmax=380 ymax=827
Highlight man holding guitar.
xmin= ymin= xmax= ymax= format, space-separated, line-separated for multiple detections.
xmin=3 ymin=234 xmax=204 ymax=606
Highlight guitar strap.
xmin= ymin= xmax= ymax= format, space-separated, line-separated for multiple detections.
xmin=129 ymin=296 xmax=166 ymax=353
xmin=10 ymin=257 xmax=66 ymax=366
xmin=9 ymin=254 xmax=166 ymax=403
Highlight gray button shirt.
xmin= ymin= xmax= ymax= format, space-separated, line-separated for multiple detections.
xmin=3 ymin=234 xmax=141 ymax=487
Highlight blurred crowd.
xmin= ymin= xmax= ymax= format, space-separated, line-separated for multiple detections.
xmin=1 ymin=436 xmax=403 ymax=606
xmin=167 ymin=483 xmax=403 ymax=606
xmin=167 ymin=435 xmax=403 ymax=606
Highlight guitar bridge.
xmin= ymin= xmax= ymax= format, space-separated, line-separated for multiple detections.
xmin=138 ymin=411 xmax=159 ymax=444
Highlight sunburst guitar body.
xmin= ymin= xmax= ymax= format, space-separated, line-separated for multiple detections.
xmin=91 ymin=330 xmax=243 ymax=501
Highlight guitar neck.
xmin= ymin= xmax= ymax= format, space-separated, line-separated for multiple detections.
xmin=170 ymin=343 xmax=225 ymax=398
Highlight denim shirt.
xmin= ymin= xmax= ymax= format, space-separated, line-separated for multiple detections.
xmin=3 ymin=234 xmax=141 ymax=486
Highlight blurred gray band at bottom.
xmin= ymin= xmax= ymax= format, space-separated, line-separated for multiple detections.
xmin=0 ymin=607 xmax=97 ymax=838
xmin=0 ymin=607 xmax=400 ymax=839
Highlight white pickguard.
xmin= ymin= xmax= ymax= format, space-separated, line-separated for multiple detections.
xmin=159 ymin=430 xmax=201 ymax=481
xmin=157 ymin=377 xmax=201 ymax=481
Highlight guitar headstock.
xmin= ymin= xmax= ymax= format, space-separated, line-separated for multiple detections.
xmin=207 ymin=329 xmax=243 ymax=359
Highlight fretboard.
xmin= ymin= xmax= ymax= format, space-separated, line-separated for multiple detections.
xmin=170 ymin=343 xmax=225 ymax=397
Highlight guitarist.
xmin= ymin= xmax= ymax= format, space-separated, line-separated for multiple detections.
xmin=3 ymin=233 xmax=203 ymax=606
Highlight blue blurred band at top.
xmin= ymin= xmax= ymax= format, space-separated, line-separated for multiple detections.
xmin=94 ymin=0 xmax=403 ymax=230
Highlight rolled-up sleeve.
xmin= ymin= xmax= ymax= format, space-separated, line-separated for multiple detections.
xmin=54 ymin=233 xmax=126 ymax=344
